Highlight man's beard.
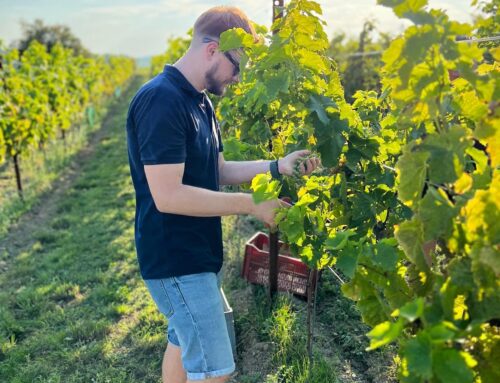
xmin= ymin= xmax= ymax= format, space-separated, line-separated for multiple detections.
xmin=205 ymin=63 xmax=226 ymax=96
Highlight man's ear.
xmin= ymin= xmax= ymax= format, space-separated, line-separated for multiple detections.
xmin=204 ymin=41 xmax=216 ymax=58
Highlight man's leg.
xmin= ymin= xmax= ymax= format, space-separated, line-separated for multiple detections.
xmin=158 ymin=273 xmax=234 ymax=382
xmin=186 ymin=375 xmax=230 ymax=383
xmin=163 ymin=343 xmax=186 ymax=383
xmin=163 ymin=343 xmax=231 ymax=383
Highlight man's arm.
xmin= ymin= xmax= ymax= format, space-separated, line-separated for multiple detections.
xmin=218 ymin=155 xmax=272 ymax=185
xmin=144 ymin=163 xmax=282 ymax=225
xmin=218 ymin=151 xmax=321 ymax=185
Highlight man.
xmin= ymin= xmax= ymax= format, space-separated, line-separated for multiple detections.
xmin=126 ymin=6 xmax=320 ymax=383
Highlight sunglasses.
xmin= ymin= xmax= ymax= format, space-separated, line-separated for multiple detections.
xmin=202 ymin=36 xmax=240 ymax=76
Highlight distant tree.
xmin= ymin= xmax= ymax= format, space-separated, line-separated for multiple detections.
xmin=16 ymin=19 xmax=90 ymax=57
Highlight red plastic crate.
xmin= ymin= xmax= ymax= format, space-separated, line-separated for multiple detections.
xmin=242 ymin=231 xmax=315 ymax=297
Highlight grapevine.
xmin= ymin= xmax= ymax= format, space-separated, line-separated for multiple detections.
xmin=218 ymin=0 xmax=499 ymax=381
xmin=0 ymin=40 xmax=135 ymax=198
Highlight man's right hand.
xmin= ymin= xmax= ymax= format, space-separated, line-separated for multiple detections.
xmin=250 ymin=198 xmax=291 ymax=229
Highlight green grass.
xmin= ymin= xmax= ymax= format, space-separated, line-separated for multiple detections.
xmin=0 ymin=73 xmax=396 ymax=383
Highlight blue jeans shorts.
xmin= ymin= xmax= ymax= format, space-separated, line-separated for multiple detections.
xmin=144 ymin=271 xmax=235 ymax=381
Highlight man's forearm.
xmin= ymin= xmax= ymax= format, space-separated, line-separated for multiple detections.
xmin=220 ymin=160 xmax=272 ymax=185
xmin=156 ymin=183 xmax=254 ymax=216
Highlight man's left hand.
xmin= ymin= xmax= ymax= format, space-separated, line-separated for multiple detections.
xmin=278 ymin=150 xmax=321 ymax=176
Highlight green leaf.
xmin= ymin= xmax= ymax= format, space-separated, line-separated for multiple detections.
xmin=464 ymin=184 xmax=500 ymax=245
xmin=251 ymin=173 xmax=281 ymax=203
xmin=263 ymin=47 xmax=289 ymax=66
xmin=476 ymin=338 xmax=500 ymax=383
xmin=378 ymin=0 xmax=433 ymax=24
xmin=427 ymin=322 xmax=457 ymax=342
xmin=219 ymin=28 xmax=251 ymax=51
xmin=404 ymin=334 xmax=433 ymax=380
xmin=367 ymin=319 xmax=404 ymax=350
xmin=378 ymin=0 xmax=428 ymax=13
xmin=432 ymin=348 xmax=475 ymax=383
xmin=325 ymin=230 xmax=356 ymax=251
xmin=394 ymin=297 xmax=425 ymax=322
xmin=474 ymin=246 xmax=500 ymax=277
xmin=418 ymin=187 xmax=455 ymax=241
xmin=317 ymin=133 xmax=346 ymax=167
xmin=373 ymin=241 xmax=399 ymax=271
xmin=300 ymin=244 xmax=314 ymax=262
xmin=459 ymin=91 xmax=489 ymax=121
xmin=396 ymin=148 xmax=429 ymax=207
xmin=295 ymin=192 xmax=318 ymax=207
xmin=422 ymin=126 xmax=469 ymax=185
xmin=448 ymin=258 xmax=475 ymax=291
xmin=295 ymin=32 xmax=328 ymax=51
xmin=348 ymin=134 xmax=380 ymax=160
xmin=297 ymin=49 xmax=327 ymax=73
xmin=466 ymin=147 xmax=488 ymax=174
xmin=357 ymin=294 xmax=391 ymax=326
xmin=395 ymin=219 xmax=429 ymax=271
xmin=308 ymin=94 xmax=336 ymax=125
xmin=382 ymin=37 xmax=404 ymax=70
xmin=335 ymin=245 xmax=358 ymax=278
xmin=222 ymin=137 xmax=256 ymax=161
xmin=299 ymin=0 xmax=323 ymax=15
xmin=279 ymin=205 xmax=305 ymax=243
xmin=265 ymin=71 xmax=291 ymax=99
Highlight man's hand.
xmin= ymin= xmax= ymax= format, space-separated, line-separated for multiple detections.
xmin=278 ymin=150 xmax=321 ymax=176
xmin=251 ymin=198 xmax=291 ymax=229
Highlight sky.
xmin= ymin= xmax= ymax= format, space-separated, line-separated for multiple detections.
xmin=0 ymin=0 xmax=477 ymax=58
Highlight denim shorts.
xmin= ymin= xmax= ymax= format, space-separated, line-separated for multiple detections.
xmin=144 ymin=271 xmax=235 ymax=381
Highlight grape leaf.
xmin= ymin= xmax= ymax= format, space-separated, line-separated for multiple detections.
xmin=367 ymin=319 xmax=404 ymax=350
xmin=396 ymin=148 xmax=429 ymax=207
xmin=417 ymin=187 xmax=455 ymax=241
xmin=395 ymin=219 xmax=429 ymax=271
xmin=251 ymin=173 xmax=281 ymax=203
xmin=432 ymin=349 xmax=475 ymax=383
xmin=404 ymin=333 xmax=433 ymax=380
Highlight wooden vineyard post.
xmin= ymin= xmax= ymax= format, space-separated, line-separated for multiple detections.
xmin=306 ymin=268 xmax=319 ymax=374
xmin=268 ymin=230 xmax=279 ymax=299
xmin=13 ymin=153 xmax=24 ymax=200
xmin=268 ymin=0 xmax=285 ymax=299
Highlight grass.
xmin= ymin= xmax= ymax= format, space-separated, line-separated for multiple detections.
xmin=0 ymin=73 xmax=396 ymax=383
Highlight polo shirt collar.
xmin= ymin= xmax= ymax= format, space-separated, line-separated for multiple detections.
xmin=164 ymin=64 xmax=206 ymax=102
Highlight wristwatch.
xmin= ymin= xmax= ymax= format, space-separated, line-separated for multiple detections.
xmin=270 ymin=159 xmax=282 ymax=180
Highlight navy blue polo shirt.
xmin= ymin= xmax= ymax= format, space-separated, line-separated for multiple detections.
xmin=126 ymin=65 xmax=224 ymax=279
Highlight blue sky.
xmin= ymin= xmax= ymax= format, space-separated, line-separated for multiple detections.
xmin=0 ymin=0 xmax=477 ymax=57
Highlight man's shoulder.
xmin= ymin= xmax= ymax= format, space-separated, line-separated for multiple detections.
xmin=132 ymin=72 xmax=184 ymax=109
xmin=127 ymin=74 xmax=187 ymax=129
